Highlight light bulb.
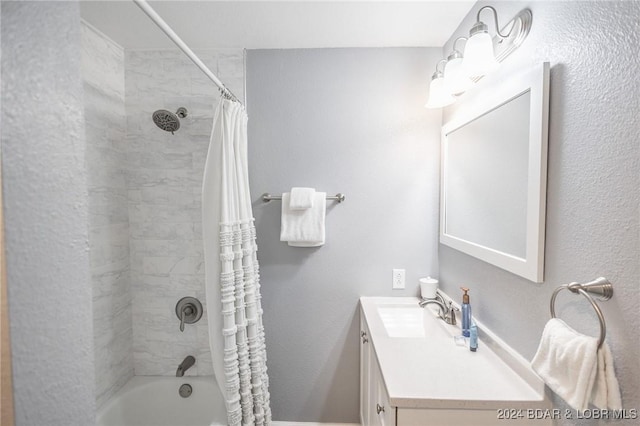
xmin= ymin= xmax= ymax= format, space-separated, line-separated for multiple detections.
xmin=425 ymin=74 xmax=455 ymax=109
xmin=444 ymin=53 xmax=473 ymax=95
xmin=462 ymin=26 xmax=499 ymax=79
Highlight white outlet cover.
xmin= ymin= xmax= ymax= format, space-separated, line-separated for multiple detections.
xmin=392 ymin=269 xmax=405 ymax=289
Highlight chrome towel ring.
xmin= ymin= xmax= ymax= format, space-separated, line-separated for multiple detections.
xmin=550 ymin=277 xmax=613 ymax=349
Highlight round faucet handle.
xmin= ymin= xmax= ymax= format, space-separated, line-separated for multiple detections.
xmin=175 ymin=297 xmax=203 ymax=332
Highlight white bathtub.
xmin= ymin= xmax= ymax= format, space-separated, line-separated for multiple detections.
xmin=97 ymin=376 xmax=227 ymax=426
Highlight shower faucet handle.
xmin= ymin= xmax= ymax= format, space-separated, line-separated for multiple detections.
xmin=179 ymin=308 xmax=187 ymax=332
xmin=179 ymin=305 xmax=195 ymax=332
xmin=175 ymin=297 xmax=203 ymax=332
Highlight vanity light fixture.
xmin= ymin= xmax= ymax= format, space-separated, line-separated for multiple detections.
xmin=425 ymin=59 xmax=456 ymax=108
xmin=425 ymin=6 xmax=532 ymax=109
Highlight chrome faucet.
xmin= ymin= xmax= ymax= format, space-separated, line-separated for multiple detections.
xmin=176 ymin=355 xmax=196 ymax=377
xmin=419 ymin=293 xmax=458 ymax=325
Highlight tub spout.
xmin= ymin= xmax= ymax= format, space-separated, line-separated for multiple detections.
xmin=176 ymin=355 xmax=195 ymax=377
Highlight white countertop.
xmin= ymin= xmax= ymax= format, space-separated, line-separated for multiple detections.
xmin=360 ymin=296 xmax=548 ymax=410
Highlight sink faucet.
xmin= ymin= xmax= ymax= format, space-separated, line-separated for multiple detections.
xmin=419 ymin=294 xmax=458 ymax=325
xmin=176 ymin=355 xmax=196 ymax=377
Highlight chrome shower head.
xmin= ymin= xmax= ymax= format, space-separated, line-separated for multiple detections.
xmin=152 ymin=107 xmax=188 ymax=134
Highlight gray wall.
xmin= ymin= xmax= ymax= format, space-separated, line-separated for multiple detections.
xmin=81 ymin=22 xmax=133 ymax=409
xmin=440 ymin=1 xmax=640 ymax=423
xmin=247 ymin=48 xmax=442 ymax=422
xmin=1 ymin=1 xmax=96 ymax=425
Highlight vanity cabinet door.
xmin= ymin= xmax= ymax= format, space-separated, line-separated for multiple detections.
xmin=360 ymin=308 xmax=395 ymax=426
xmin=373 ymin=355 xmax=395 ymax=426
xmin=360 ymin=314 xmax=371 ymax=425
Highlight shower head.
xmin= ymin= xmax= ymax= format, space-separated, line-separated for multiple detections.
xmin=152 ymin=107 xmax=188 ymax=134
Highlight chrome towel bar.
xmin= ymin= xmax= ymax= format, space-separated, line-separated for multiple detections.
xmin=261 ymin=193 xmax=345 ymax=203
xmin=550 ymin=277 xmax=613 ymax=349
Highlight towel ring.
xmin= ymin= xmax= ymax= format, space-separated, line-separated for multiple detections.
xmin=549 ymin=277 xmax=613 ymax=349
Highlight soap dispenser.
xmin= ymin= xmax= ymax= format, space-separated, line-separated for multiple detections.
xmin=461 ymin=287 xmax=471 ymax=337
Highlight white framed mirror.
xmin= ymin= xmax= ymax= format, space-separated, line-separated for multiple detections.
xmin=440 ymin=62 xmax=550 ymax=282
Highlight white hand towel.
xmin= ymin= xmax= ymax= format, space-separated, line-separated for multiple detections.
xmin=280 ymin=192 xmax=326 ymax=247
xmin=531 ymin=318 xmax=599 ymax=411
xmin=289 ymin=187 xmax=315 ymax=210
xmin=590 ymin=342 xmax=622 ymax=410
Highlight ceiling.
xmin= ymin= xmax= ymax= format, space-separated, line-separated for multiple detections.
xmin=80 ymin=0 xmax=476 ymax=50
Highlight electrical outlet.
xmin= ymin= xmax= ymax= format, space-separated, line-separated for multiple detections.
xmin=392 ymin=269 xmax=405 ymax=289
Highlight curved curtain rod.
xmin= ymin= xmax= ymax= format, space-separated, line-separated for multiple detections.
xmin=132 ymin=0 xmax=242 ymax=104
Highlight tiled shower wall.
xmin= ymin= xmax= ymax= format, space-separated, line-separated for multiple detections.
xmin=81 ymin=23 xmax=133 ymax=408
xmin=83 ymin=20 xmax=245 ymax=401
xmin=125 ymin=48 xmax=244 ymax=376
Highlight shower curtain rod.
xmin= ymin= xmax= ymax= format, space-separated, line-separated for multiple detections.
xmin=132 ymin=0 xmax=242 ymax=104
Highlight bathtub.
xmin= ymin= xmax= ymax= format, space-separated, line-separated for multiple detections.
xmin=97 ymin=376 xmax=227 ymax=426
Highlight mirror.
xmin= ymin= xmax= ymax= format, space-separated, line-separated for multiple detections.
xmin=440 ymin=63 xmax=550 ymax=282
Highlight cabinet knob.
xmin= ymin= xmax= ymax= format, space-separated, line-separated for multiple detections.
xmin=361 ymin=331 xmax=367 ymax=337
xmin=362 ymin=336 xmax=369 ymax=344
xmin=376 ymin=403 xmax=385 ymax=414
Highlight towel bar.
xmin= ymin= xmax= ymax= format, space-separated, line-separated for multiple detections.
xmin=261 ymin=193 xmax=345 ymax=203
xmin=550 ymin=277 xmax=613 ymax=349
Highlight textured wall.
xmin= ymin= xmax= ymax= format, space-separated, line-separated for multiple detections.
xmin=440 ymin=2 xmax=640 ymax=424
xmin=1 ymin=1 xmax=96 ymax=425
xmin=246 ymin=48 xmax=442 ymax=422
xmin=125 ymin=48 xmax=244 ymax=376
xmin=81 ymin=22 xmax=133 ymax=409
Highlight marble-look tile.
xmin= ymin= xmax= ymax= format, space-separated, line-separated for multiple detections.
xmin=195 ymin=324 xmax=214 ymax=376
xmin=128 ymin=204 xmax=201 ymax=224
xmin=89 ymin=204 xmax=129 ymax=228
xmin=217 ymin=51 xmax=244 ymax=79
xmin=140 ymin=186 xmax=199 ymax=206
xmin=190 ymin=49 xmax=219 ymax=77
xmin=165 ymin=96 xmax=216 ymax=119
xmin=83 ymin=86 xmax=126 ymax=125
xmin=130 ymin=239 xmax=203 ymax=258
xmin=92 ymin=270 xmax=128 ymax=298
xmin=125 ymin=46 xmax=244 ymax=376
xmin=190 ymin=76 xmax=221 ymax=97
xmin=162 ymin=57 xmax=196 ymax=77
xmin=142 ymin=256 xmax=203 ymax=276
xmin=127 ymin=152 xmax=194 ymax=170
xmin=83 ymin=22 xmax=133 ymax=408
xmin=127 ymin=167 xmax=203 ymax=188
xmin=186 ymin=116 xmax=216 ymax=137
xmin=129 ymin=221 xmax=198 ymax=241
xmin=82 ymin=24 xmax=125 ymax=100
xmin=88 ymin=166 xmax=127 ymax=190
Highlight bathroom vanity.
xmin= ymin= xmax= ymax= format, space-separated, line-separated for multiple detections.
xmin=359 ymin=297 xmax=551 ymax=426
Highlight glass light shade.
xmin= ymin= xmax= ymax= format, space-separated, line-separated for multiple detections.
xmin=444 ymin=56 xmax=473 ymax=95
xmin=462 ymin=31 xmax=499 ymax=78
xmin=425 ymin=76 xmax=456 ymax=109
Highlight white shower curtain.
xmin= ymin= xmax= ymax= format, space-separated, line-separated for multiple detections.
xmin=202 ymin=98 xmax=271 ymax=426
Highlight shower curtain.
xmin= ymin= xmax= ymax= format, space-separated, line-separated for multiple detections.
xmin=202 ymin=98 xmax=272 ymax=425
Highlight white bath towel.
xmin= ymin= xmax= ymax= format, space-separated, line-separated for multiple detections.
xmin=531 ymin=318 xmax=599 ymax=410
xmin=289 ymin=187 xmax=315 ymax=210
xmin=590 ymin=342 xmax=622 ymax=410
xmin=280 ymin=192 xmax=326 ymax=247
